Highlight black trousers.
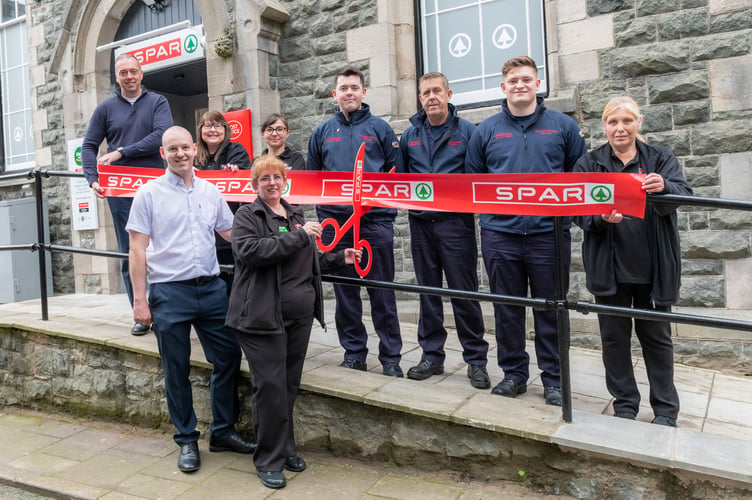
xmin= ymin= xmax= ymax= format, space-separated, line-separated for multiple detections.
xmin=232 ymin=316 xmax=312 ymax=472
xmin=596 ymin=283 xmax=680 ymax=418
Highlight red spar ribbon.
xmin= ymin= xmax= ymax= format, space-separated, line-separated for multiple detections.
xmin=98 ymin=165 xmax=647 ymax=218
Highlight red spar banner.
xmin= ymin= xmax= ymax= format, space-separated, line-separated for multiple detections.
xmin=98 ymin=165 xmax=647 ymax=217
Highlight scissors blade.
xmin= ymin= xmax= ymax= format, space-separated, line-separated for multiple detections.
xmin=353 ymin=142 xmax=365 ymax=206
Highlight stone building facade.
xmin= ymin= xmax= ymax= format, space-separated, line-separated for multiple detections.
xmin=1 ymin=0 xmax=751 ymax=359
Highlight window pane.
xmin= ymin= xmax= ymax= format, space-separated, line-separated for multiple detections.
xmin=1 ymin=0 xmax=15 ymax=22
xmin=420 ymin=0 xmax=548 ymax=106
xmin=1 ymin=17 xmax=34 ymax=170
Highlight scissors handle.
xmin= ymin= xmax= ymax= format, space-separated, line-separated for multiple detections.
xmin=353 ymin=239 xmax=372 ymax=278
xmin=317 ymin=217 xmax=343 ymax=252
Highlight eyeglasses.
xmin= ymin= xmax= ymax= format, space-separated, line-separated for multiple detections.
xmin=264 ymin=127 xmax=288 ymax=135
xmin=202 ymin=123 xmax=223 ymax=130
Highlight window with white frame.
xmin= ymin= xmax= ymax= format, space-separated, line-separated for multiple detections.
xmin=0 ymin=0 xmax=34 ymax=172
xmin=419 ymin=0 xmax=548 ymax=107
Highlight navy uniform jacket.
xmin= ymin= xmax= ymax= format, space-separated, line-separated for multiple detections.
xmin=307 ymin=104 xmax=402 ymax=222
xmin=465 ymin=96 xmax=586 ymax=234
xmin=399 ymin=103 xmax=475 ymax=220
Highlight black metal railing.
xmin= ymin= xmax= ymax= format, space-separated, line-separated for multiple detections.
xmin=3 ymin=168 xmax=752 ymax=423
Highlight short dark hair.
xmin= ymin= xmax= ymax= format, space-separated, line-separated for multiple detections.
xmin=501 ymin=56 xmax=538 ymax=77
xmin=260 ymin=113 xmax=290 ymax=131
xmin=419 ymin=72 xmax=449 ymax=91
xmin=334 ymin=65 xmax=364 ymax=88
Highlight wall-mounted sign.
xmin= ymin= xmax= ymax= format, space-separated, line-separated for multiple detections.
xmin=115 ymin=26 xmax=204 ymax=73
xmin=67 ymin=138 xmax=98 ymax=231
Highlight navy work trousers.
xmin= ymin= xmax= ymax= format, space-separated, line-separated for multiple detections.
xmin=481 ymin=228 xmax=570 ymax=388
xmin=322 ymin=218 xmax=402 ymax=366
xmin=149 ymin=277 xmax=241 ymax=445
xmin=409 ymin=214 xmax=487 ymax=365
xmin=108 ymin=196 xmax=134 ymax=305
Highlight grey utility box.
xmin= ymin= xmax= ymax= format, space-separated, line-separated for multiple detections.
xmin=0 ymin=197 xmax=53 ymax=303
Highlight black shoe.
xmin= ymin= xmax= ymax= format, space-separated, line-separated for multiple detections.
xmin=491 ymin=378 xmax=527 ymax=398
xmin=544 ymin=386 xmax=562 ymax=406
xmin=406 ymin=360 xmax=444 ymax=380
xmin=614 ymin=411 xmax=636 ymax=420
xmin=177 ymin=442 xmax=200 ymax=473
xmin=284 ymin=455 xmax=307 ymax=472
xmin=382 ymin=362 xmax=404 ymax=377
xmin=340 ymin=359 xmax=367 ymax=371
xmin=467 ymin=364 xmax=491 ymax=389
xmin=257 ymin=471 xmax=286 ymax=489
xmin=209 ymin=433 xmax=256 ymax=454
xmin=652 ymin=415 xmax=677 ymax=427
xmin=130 ymin=322 xmax=150 ymax=336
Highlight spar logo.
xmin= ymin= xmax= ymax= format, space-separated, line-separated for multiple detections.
xmin=320 ymin=180 xmax=434 ymax=201
xmin=129 ymin=38 xmax=182 ymax=66
xmin=228 ymin=120 xmax=243 ymax=140
xmin=415 ymin=183 xmax=432 ymax=200
xmin=472 ymin=182 xmax=616 ymax=205
xmin=590 ymin=185 xmax=613 ymax=202
xmin=184 ymin=34 xmax=199 ymax=53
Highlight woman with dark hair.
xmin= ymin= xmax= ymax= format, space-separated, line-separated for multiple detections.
xmin=574 ymin=96 xmax=693 ymax=427
xmin=258 ymin=113 xmax=306 ymax=170
xmin=195 ymin=110 xmax=252 ymax=292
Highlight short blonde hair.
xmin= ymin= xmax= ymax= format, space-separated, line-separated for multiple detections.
xmin=251 ymin=155 xmax=287 ymax=185
xmin=602 ymin=96 xmax=645 ymax=142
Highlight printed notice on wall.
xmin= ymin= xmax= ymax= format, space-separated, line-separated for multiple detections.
xmin=67 ymin=138 xmax=99 ymax=231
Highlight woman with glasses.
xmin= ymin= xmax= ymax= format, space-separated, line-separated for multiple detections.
xmin=226 ymin=155 xmax=359 ymax=489
xmin=195 ymin=110 xmax=252 ymax=293
xmin=258 ymin=113 xmax=306 ymax=170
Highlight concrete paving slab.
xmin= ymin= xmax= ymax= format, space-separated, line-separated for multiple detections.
xmin=0 ymin=432 xmax=61 ymax=462
xmin=274 ymin=455 xmax=382 ymax=499
xmin=53 ymin=450 xmax=158 ymax=488
xmin=706 ymin=396 xmax=752 ymax=428
xmin=365 ymin=377 xmax=470 ymax=420
xmin=368 ymin=473 xmax=465 ymax=499
xmin=301 ymin=364 xmax=389 ymax=402
xmin=554 ymin=410 xmax=673 ymax=467
xmin=0 ymin=462 xmax=108 ymax=499
xmin=674 ymin=427 xmax=752 ymax=484
xmin=571 ymin=392 xmax=611 ymax=416
xmin=173 ymin=467 xmax=266 ymax=500
xmin=712 ymin=373 xmax=752 ymax=400
xmin=451 ymin=392 xmax=562 ymax=441
xmin=8 ymin=452 xmax=79 ymax=474
xmin=702 ymin=418 xmax=752 ymax=440
xmin=112 ymin=434 xmax=177 ymax=458
xmin=141 ymin=445 xmax=242 ymax=484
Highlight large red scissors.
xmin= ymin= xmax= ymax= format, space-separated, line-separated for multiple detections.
xmin=317 ymin=143 xmax=373 ymax=277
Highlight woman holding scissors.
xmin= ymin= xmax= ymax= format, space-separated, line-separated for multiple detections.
xmin=225 ymin=155 xmax=360 ymax=489
xmin=573 ymin=96 xmax=692 ymax=427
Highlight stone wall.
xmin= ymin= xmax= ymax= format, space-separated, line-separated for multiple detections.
xmin=556 ymin=0 xmax=752 ymax=309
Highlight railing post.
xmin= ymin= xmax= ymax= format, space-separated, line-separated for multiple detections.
xmin=554 ymin=217 xmax=572 ymax=422
xmin=33 ymin=170 xmax=49 ymax=321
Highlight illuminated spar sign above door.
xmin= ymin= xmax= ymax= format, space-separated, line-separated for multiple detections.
xmin=114 ymin=25 xmax=204 ymax=73
xmin=420 ymin=0 xmax=547 ymax=106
